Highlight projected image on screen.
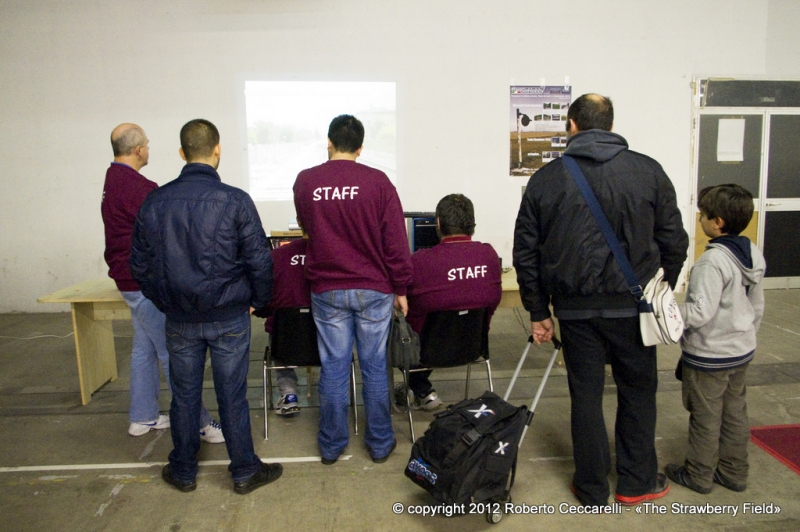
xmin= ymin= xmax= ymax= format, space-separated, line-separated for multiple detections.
xmin=244 ymin=81 xmax=396 ymax=201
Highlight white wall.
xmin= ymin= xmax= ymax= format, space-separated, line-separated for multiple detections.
xmin=1 ymin=0 xmax=796 ymax=313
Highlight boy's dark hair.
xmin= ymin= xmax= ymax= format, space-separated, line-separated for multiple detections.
xmin=328 ymin=114 xmax=364 ymax=154
xmin=697 ymin=184 xmax=754 ymax=235
xmin=566 ymin=94 xmax=614 ymax=132
xmin=180 ymin=119 xmax=220 ymax=161
xmin=436 ymin=194 xmax=475 ymax=237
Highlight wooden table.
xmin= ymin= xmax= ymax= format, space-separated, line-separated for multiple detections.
xmin=39 ymin=270 xmax=522 ymax=406
xmin=500 ymin=268 xmax=522 ymax=309
xmin=38 ymin=278 xmax=129 ymax=405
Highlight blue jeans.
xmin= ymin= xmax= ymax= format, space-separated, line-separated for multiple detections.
xmin=310 ymin=290 xmax=394 ymax=460
xmin=121 ymin=291 xmax=213 ymax=426
xmin=165 ymin=312 xmax=261 ymax=482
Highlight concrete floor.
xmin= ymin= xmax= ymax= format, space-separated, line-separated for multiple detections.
xmin=1 ymin=292 xmax=799 ymax=531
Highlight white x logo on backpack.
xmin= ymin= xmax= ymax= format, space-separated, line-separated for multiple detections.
xmin=467 ymin=404 xmax=495 ymax=418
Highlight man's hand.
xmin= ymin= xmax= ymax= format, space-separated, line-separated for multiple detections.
xmin=394 ymin=295 xmax=408 ymax=316
xmin=531 ymin=318 xmax=554 ymax=345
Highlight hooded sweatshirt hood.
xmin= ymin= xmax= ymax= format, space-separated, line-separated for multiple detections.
xmin=563 ymin=129 xmax=628 ymax=162
xmin=707 ymin=236 xmax=763 ymax=287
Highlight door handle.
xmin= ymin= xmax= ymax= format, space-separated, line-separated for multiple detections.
xmin=765 ymin=202 xmax=782 ymax=206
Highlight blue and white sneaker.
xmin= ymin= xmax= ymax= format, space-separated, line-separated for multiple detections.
xmin=128 ymin=414 xmax=170 ymax=436
xmin=275 ymin=394 xmax=300 ymax=416
xmin=200 ymin=419 xmax=225 ymax=443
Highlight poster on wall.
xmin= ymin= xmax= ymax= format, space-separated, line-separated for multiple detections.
xmin=510 ymin=85 xmax=572 ymax=177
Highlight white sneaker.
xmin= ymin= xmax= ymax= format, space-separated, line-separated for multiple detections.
xmin=275 ymin=394 xmax=300 ymax=416
xmin=199 ymin=419 xmax=225 ymax=443
xmin=129 ymin=414 xmax=170 ymax=436
xmin=412 ymin=391 xmax=443 ymax=411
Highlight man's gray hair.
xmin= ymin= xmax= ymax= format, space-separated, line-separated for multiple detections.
xmin=111 ymin=126 xmax=146 ymax=157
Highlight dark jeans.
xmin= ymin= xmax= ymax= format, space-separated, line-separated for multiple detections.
xmin=682 ymin=364 xmax=750 ymax=488
xmin=408 ymin=369 xmax=433 ymax=398
xmin=165 ymin=312 xmax=261 ymax=482
xmin=560 ymin=316 xmax=658 ymax=506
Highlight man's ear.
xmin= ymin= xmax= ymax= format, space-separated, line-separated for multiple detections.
xmin=214 ymin=144 xmax=221 ymax=158
xmin=567 ymin=119 xmax=578 ymax=136
xmin=715 ymin=217 xmax=726 ymax=231
xmin=179 ymin=147 xmax=187 ymax=162
xmin=355 ymin=146 xmax=363 ymax=157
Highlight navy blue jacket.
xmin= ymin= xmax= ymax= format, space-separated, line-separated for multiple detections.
xmin=130 ymin=163 xmax=272 ymax=323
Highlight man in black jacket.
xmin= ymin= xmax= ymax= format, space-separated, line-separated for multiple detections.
xmin=513 ymin=94 xmax=688 ymax=508
xmin=131 ymin=119 xmax=282 ymax=495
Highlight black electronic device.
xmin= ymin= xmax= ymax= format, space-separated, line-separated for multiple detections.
xmin=404 ymin=212 xmax=439 ymax=252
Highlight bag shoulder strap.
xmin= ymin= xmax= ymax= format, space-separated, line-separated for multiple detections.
xmin=562 ymin=155 xmax=645 ymax=303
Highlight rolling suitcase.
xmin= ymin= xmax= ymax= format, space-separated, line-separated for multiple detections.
xmin=404 ymin=335 xmax=561 ymax=524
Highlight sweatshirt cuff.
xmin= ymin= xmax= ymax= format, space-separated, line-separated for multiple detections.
xmin=393 ymin=285 xmax=408 ymax=297
xmin=529 ymin=309 xmax=551 ymax=322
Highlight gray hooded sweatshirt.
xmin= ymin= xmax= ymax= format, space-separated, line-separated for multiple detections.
xmin=679 ymin=236 xmax=766 ymax=370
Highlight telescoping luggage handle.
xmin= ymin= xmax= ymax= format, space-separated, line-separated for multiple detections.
xmin=503 ymin=336 xmax=561 ymax=448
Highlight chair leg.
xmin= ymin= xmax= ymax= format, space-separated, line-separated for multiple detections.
xmin=350 ymin=362 xmax=359 ymax=435
xmin=485 ymin=359 xmax=494 ymax=393
xmin=262 ymin=360 xmax=269 ymax=441
xmin=403 ymin=369 xmax=415 ymax=442
xmin=465 ymin=363 xmax=472 ymax=400
xmin=307 ymin=367 xmax=313 ymax=399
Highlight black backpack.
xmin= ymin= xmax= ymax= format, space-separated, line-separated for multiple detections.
xmin=404 ymin=391 xmax=529 ymax=505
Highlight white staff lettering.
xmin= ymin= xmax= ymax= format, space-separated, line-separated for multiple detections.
xmin=290 ymin=254 xmax=306 ymax=266
xmin=447 ymin=265 xmax=488 ymax=281
xmin=312 ymin=186 xmax=360 ymax=201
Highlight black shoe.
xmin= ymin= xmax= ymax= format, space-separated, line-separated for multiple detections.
xmin=615 ymin=472 xmax=671 ymax=505
xmin=233 ymin=462 xmax=283 ymax=494
xmin=664 ymin=463 xmax=711 ymax=494
xmin=162 ymin=464 xmax=196 ymax=493
xmin=321 ymin=455 xmax=339 ymax=465
xmin=371 ymin=438 xmax=397 ymax=464
xmin=394 ymin=384 xmax=410 ymax=408
xmin=713 ymin=470 xmax=747 ymax=492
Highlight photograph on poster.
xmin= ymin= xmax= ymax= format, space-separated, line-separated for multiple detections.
xmin=244 ymin=81 xmax=396 ymax=201
xmin=510 ymin=85 xmax=572 ymax=177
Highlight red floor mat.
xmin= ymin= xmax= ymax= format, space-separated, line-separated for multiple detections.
xmin=750 ymin=424 xmax=800 ymax=475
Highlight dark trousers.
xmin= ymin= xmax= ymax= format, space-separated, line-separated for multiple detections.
xmin=560 ymin=316 xmax=659 ymax=506
xmin=408 ymin=369 xmax=433 ymax=398
xmin=165 ymin=312 xmax=261 ymax=483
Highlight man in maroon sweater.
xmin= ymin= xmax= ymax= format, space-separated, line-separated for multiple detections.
xmin=398 ymin=194 xmax=502 ymax=410
xmin=294 ymin=115 xmax=412 ymax=465
xmin=257 ymin=236 xmax=310 ymax=416
xmin=101 ymin=123 xmax=222 ymax=442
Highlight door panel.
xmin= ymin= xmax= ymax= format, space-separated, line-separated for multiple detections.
xmin=697 ymin=114 xmax=762 ymax=198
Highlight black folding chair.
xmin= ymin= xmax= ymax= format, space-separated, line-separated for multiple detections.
xmin=399 ymin=307 xmax=493 ymax=441
xmin=262 ymin=307 xmax=358 ymax=440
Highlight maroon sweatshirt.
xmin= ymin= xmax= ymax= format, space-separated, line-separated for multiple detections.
xmin=406 ymin=235 xmax=502 ymax=334
xmin=293 ymin=160 xmax=412 ymax=296
xmin=101 ymin=163 xmax=157 ymax=291
xmin=261 ymin=238 xmax=312 ymax=333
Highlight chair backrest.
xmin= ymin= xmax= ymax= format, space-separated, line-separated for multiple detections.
xmin=419 ymin=308 xmax=489 ymax=368
xmin=270 ymin=307 xmax=321 ymax=367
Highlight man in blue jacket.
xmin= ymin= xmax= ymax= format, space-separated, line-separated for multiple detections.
xmin=131 ymin=119 xmax=282 ymax=494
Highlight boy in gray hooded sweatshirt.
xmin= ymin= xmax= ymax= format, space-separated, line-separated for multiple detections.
xmin=666 ymin=184 xmax=766 ymax=495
